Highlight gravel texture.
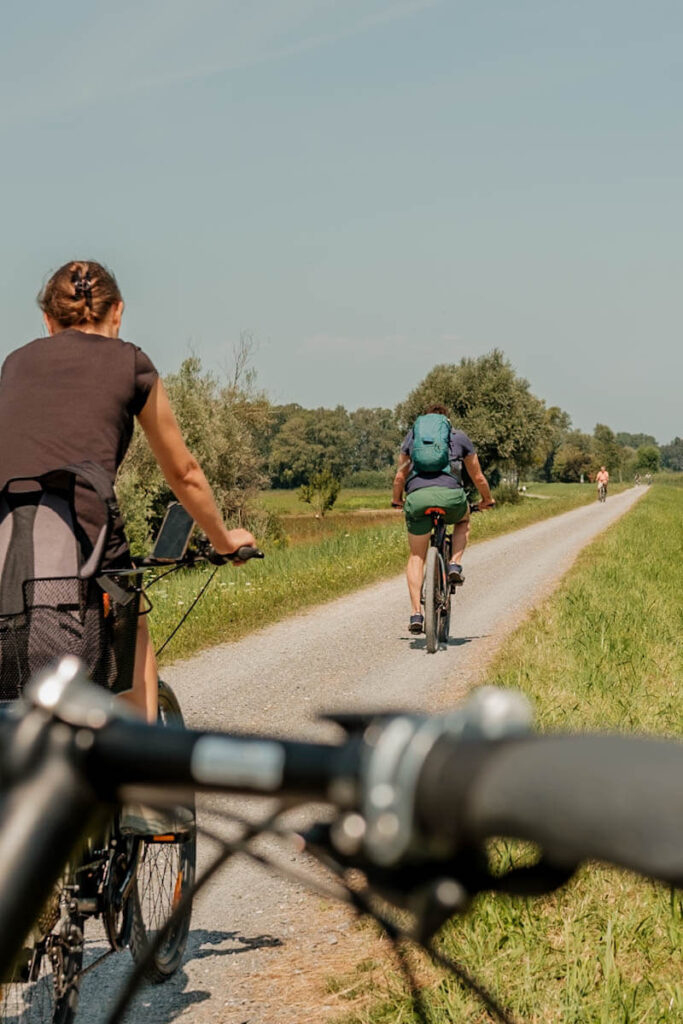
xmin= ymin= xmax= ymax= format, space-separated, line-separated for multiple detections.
xmin=80 ymin=487 xmax=645 ymax=1023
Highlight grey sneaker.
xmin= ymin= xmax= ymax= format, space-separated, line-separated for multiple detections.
xmin=119 ymin=803 xmax=194 ymax=838
xmin=409 ymin=614 xmax=424 ymax=634
xmin=447 ymin=562 xmax=465 ymax=585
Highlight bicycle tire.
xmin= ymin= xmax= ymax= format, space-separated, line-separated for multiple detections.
xmin=102 ymin=833 xmax=138 ymax=952
xmin=0 ymin=909 xmax=83 ymax=1024
xmin=128 ymin=680 xmax=196 ymax=982
xmin=424 ymin=547 xmax=442 ymax=654
xmin=438 ymin=588 xmax=451 ymax=644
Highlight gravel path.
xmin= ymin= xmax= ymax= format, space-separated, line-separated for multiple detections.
xmin=80 ymin=487 xmax=645 ymax=1024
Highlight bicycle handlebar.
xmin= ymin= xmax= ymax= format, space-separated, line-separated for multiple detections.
xmin=209 ymin=545 xmax=265 ymax=565
xmin=416 ymin=732 xmax=683 ymax=884
xmin=136 ymin=544 xmax=264 ymax=569
xmin=1 ymin=660 xmax=682 ymax=978
xmin=6 ymin=663 xmax=682 ymax=883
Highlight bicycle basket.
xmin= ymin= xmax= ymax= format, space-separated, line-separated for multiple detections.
xmin=0 ymin=464 xmax=138 ymax=702
xmin=0 ymin=576 xmax=114 ymax=701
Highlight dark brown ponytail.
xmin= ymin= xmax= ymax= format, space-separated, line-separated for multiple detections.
xmin=38 ymin=260 xmax=122 ymax=329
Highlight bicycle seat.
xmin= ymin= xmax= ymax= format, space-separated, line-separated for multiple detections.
xmin=425 ymin=507 xmax=446 ymax=516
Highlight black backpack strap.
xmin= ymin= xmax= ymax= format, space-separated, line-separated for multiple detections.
xmin=61 ymin=462 xmax=119 ymax=578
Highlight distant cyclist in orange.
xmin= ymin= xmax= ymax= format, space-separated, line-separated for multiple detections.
xmin=596 ymin=466 xmax=609 ymax=500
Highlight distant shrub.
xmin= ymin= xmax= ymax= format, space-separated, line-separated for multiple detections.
xmin=342 ymin=469 xmax=394 ymax=489
xmin=491 ymin=482 xmax=523 ymax=505
xmin=299 ymin=470 xmax=341 ymax=516
xmin=234 ymin=507 xmax=288 ymax=549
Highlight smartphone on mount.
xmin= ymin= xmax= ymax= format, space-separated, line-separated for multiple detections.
xmin=151 ymin=502 xmax=195 ymax=562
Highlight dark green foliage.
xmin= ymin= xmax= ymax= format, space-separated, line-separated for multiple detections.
xmin=552 ymin=430 xmax=596 ymax=482
xmin=396 ymin=349 xmax=549 ymax=477
xmin=540 ymin=406 xmax=572 ymax=482
xmin=268 ymin=406 xmax=355 ymax=487
xmin=117 ymin=355 xmax=270 ymax=553
xmin=491 ymin=482 xmax=523 ymax=504
xmin=269 ymin=406 xmax=400 ymax=488
xmin=635 ymin=444 xmax=661 ymax=473
xmin=342 ymin=469 xmax=395 ymax=489
xmin=660 ymin=437 xmax=683 ymax=471
xmin=592 ymin=422 xmax=622 ymax=472
xmin=616 ymin=431 xmax=658 ymax=448
xmin=349 ymin=407 xmax=401 ymax=473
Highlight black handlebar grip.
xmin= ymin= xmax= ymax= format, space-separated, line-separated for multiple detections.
xmin=416 ymin=733 xmax=683 ymax=885
xmin=228 ymin=545 xmax=265 ymax=562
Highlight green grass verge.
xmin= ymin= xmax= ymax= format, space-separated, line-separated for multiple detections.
xmin=336 ymin=485 xmax=683 ymax=1024
xmin=150 ymin=483 xmax=626 ymax=663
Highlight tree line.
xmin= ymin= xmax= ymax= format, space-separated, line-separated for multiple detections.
xmin=117 ymin=346 xmax=680 ymax=548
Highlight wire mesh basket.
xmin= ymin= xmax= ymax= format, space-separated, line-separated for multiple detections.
xmin=0 ymin=572 xmax=143 ymax=703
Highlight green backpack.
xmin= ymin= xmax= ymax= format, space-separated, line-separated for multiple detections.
xmin=411 ymin=413 xmax=452 ymax=474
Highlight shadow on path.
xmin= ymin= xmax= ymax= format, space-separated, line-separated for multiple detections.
xmin=80 ymin=929 xmax=283 ymax=1024
xmin=406 ymin=634 xmax=490 ymax=652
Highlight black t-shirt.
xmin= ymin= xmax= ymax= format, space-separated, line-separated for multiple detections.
xmin=401 ymin=427 xmax=475 ymax=493
xmin=0 ymin=329 xmax=158 ymax=566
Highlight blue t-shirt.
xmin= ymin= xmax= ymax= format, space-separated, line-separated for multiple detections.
xmin=401 ymin=427 xmax=475 ymax=493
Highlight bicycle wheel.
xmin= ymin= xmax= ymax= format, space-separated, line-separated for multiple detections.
xmin=128 ymin=680 xmax=196 ymax=982
xmin=0 ymin=906 xmax=83 ymax=1024
xmin=424 ymin=546 xmax=443 ymax=654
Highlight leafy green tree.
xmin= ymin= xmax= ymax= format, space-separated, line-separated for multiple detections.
xmin=593 ymin=424 xmax=622 ymax=473
xmin=552 ymin=431 xmax=595 ymax=482
xmin=540 ymin=406 xmax=572 ymax=482
xmin=117 ymin=354 xmax=270 ymax=552
xmin=349 ymin=407 xmax=401 ymax=472
xmin=619 ymin=446 xmax=638 ymax=481
xmin=299 ymin=469 xmax=341 ymax=516
xmin=397 ymin=350 xmax=548 ymax=479
xmin=616 ymin=431 xmax=658 ymax=449
xmin=660 ymin=437 xmax=683 ymax=471
xmin=268 ymin=406 xmax=354 ymax=487
xmin=635 ymin=445 xmax=660 ymax=474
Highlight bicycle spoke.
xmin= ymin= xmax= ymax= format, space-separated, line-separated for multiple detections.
xmin=103 ymin=803 xmax=287 ymax=1024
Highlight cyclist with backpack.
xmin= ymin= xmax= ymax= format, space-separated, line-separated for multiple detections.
xmin=0 ymin=260 xmax=256 ymax=722
xmin=391 ymin=404 xmax=495 ymax=634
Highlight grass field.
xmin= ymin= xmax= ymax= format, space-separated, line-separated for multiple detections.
xmin=150 ymin=482 xmax=627 ymax=663
xmin=261 ymin=482 xmax=626 ymax=546
xmin=333 ymin=484 xmax=683 ymax=1024
xmin=259 ymin=482 xmax=614 ymax=516
xmin=259 ymin=487 xmax=389 ymax=514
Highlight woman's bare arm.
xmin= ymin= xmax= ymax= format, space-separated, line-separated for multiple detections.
xmin=137 ymin=379 xmax=255 ymax=554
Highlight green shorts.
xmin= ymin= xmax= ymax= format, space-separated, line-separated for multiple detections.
xmin=404 ymin=486 xmax=469 ymax=536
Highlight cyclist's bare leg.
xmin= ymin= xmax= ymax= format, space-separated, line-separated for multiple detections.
xmin=119 ymin=617 xmax=159 ymax=722
xmin=407 ymin=532 xmax=430 ymax=613
xmin=451 ymin=515 xmax=470 ymax=565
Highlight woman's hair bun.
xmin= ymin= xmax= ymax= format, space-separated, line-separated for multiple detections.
xmin=38 ymin=260 xmax=122 ymax=328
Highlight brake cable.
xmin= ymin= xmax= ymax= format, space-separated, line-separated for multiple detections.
xmin=154 ymin=566 xmax=219 ymax=659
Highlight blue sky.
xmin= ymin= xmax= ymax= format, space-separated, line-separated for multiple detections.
xmin=1 ymin=0 xmax=681 ymax=442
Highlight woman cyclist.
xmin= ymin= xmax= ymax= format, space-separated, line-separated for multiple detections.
xmin=0 ymin=259 xmax=255 ymax=723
